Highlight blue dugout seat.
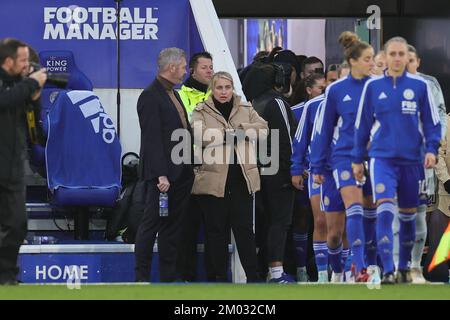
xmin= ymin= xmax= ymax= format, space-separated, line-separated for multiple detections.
xmin=29 ymin=51 xmax=121 ymax=208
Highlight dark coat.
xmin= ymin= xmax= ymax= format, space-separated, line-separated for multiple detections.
xmin=253 ymin=89 xmax=296 ymax=181
xmin=0 ymin=67 xmax=40 ymax=190
xmin=137 ymin=78 xmax=193 ymax=182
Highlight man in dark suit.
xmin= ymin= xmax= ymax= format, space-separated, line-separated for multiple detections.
xmin=0 ymin=38 xmax=47 ymax=285
xmin=135 ymin=47 xmax=194 ymax=282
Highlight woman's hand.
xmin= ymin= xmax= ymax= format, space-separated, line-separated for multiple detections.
xmin=292 ymin=175 xmax=304 ymax=190
xmin=352 ymin=163 xmax=365 ymax=183
xmin=424 ymin=152 xmax=436 ymax=169
xmin=313 ymin=174 xmax=325 ymax=185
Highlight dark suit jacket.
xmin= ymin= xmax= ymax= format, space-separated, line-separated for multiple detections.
xmin=137 ymin=78 xmax=193 ymax=182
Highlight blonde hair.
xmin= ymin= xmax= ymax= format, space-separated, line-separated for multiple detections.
xmin=209 ymin=71 xmax=234 ymax=91
xmin=384 ymin=36 xmax=408 ymax=52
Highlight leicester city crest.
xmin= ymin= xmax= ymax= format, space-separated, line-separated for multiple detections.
xmin=340 ymin=170 xmax=351 ymax=181
xmin=376 ymin=183 xmax=386 ymax=194
xmin=403 ymin=89 xmax=414 ymax=100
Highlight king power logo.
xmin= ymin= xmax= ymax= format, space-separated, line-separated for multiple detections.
xmin=46 ymin=56 xmax=68 ymax=72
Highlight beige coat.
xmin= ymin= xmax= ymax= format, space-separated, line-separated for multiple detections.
xmin=434 ymin=114 xmax=450 ymax=217
xmin=190 ymin=94 xmax=268 ymax=198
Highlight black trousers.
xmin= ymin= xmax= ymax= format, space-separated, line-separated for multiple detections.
xmin=134 ymin=167 xmax=193 ymax=282
xmin=176 ymin=195 xmax=214 ymax=281
xmin=255 ymin=191 xmax=268 ymax=278
xmin=197 ymin=180 xmax=258 ymax=282
xmin=0 ymin=185 xmax=27 ymax=284
xmin=260 ymin=173 xmax=295 ymax=263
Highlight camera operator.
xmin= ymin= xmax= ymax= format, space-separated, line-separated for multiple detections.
xmin=244 ymin=62 xmax=297 ymax=283
xmin=0 ymin=38 xmax=46 ymax=285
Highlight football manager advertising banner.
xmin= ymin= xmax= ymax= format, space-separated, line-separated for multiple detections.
xmin=0 ymin=0 xmax=194 ymax=88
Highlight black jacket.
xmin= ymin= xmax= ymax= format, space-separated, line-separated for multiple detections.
xmin=137 ymin=78 xmax=193 ymax=182
xmin=241 ymin=62 xmax=272 ymax=101
xmin=252 ymin=89 xmax=296 ymax=179
xmin=0 ymin=67 xmax=40 ymax=190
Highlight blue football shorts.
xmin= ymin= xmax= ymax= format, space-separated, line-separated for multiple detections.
xmin=308 ymin=175 xmax=321 ymax=198
xmin=320 ymin=170 xmax=345 ymax=213
xmin=369 ymin=158 xmax=423 ymax=208
xmin=332 ymin=160 xmax=373 ymax=196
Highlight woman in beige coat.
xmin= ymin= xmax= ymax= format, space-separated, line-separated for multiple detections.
xmin=428 ymin=113 xmax=450 ymax=281
xmin=191 ymin=71 xmax=268 ymax=282
xmin=435 ymin=114 xmax=450 ymax=219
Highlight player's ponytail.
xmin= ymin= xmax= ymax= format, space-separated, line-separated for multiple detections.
xmin=338 ymin=31 xmax=372 ymax=65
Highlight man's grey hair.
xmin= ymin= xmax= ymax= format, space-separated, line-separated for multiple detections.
xmin=157 ymin=47 xmax=186 ymax=72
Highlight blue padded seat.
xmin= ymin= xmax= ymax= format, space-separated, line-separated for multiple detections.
xmin=30 ymin=51 xmax=94 ymax=171
xmin=45 ymin=90 xmax=121 ymax=207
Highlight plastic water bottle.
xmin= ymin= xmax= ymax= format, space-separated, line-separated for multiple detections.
xmin=159 ymin=192 xmax=169 ymax=217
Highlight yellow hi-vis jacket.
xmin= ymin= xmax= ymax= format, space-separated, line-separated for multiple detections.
xmin=178 ymin=85 xmax=211 ymax=120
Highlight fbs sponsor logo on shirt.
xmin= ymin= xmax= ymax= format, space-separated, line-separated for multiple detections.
xmin=401 ymin=89 xmax=417 ymax=115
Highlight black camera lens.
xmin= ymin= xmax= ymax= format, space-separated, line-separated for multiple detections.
xmin=29 ymin=62 xmax=41 ymax=74
xmin=28 ymin=62 xmax=69 ymax=89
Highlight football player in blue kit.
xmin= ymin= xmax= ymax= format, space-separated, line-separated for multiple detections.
xmin=404 ymin=44 xmax=446 ymax=284
xmin=291 ymin=73 xmax=326 ymax=282
xmin=291 ymin=73 xmax=326 ymax=122
xmin=310 ymin=31 xmax=376 ymax=283
xmin=352 ymin=37 xmax=441 ymax=284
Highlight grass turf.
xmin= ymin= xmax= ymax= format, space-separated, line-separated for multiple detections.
xmin=0 ymin=283 xmax=449 ymax=300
